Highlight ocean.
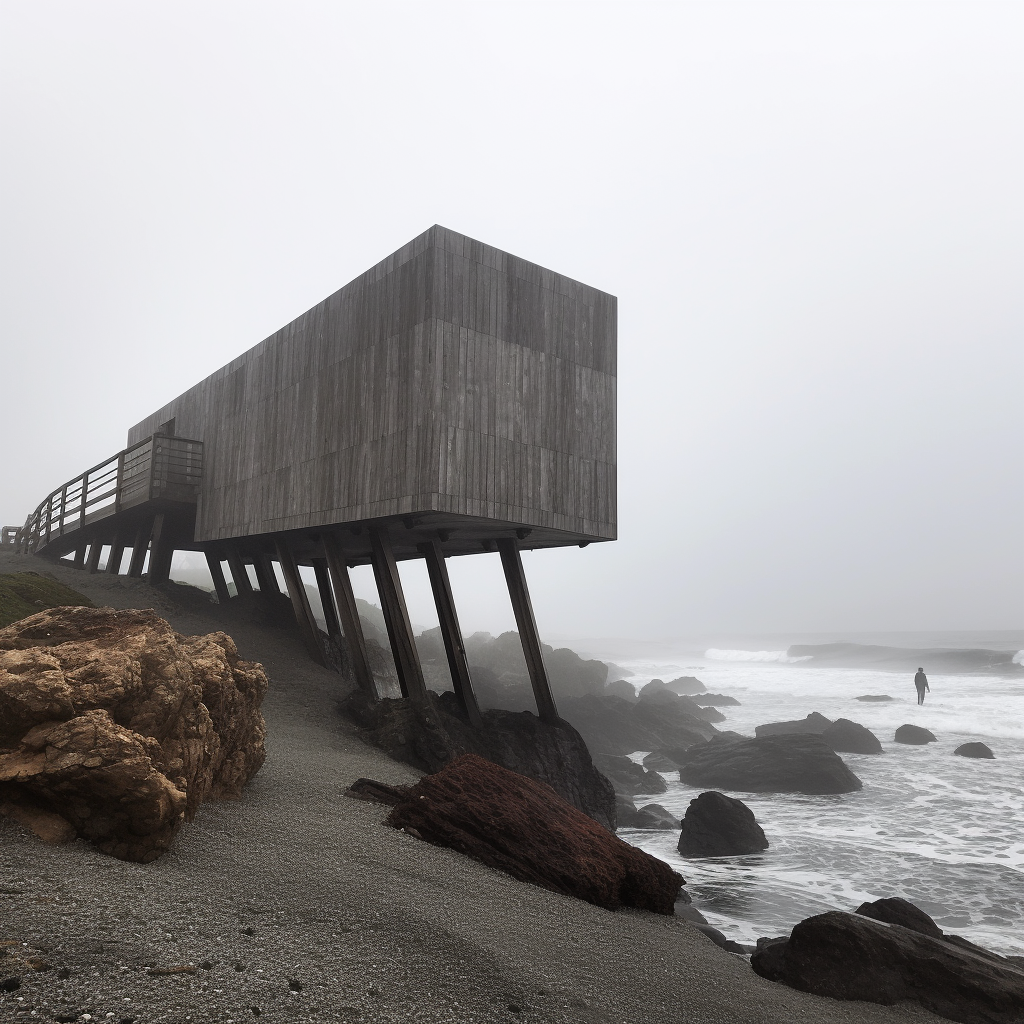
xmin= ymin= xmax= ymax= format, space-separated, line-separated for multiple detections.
xmin=556 ymin=630 xmax=1024 ymax=957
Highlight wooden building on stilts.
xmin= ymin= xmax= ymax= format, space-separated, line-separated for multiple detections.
xmin=8 ymin=227 xmax=617 ymax=723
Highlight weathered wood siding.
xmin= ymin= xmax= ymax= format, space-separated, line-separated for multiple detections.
xmin=128 ymin=226 xmax=616 ymax=544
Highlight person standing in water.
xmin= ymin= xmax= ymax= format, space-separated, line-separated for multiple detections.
xmin=914 ymin=667 xmax=930 ymax=705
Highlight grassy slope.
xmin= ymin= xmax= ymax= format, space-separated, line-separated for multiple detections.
xmin=0 ymin=571 xmax=94 ymax=628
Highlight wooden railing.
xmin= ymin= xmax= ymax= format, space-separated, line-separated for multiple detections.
xmin=10 ymin=434 xmax=203 ymax=554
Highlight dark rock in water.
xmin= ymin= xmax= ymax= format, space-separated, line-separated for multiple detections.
xmin=678 ymin=791 xmax=769 ymax=857
xmin=676 ymin=902 xmax=708 ymax=925
xmin=605 ymin=679 xmax=637 ymax=701
xmin=633 ymin=803 xmax=679 ymax=830
xmin=821 ymin=719 xmax=883 ymax=755
xmin=895 ymin=724 xmax=937 ymax=745
xmin=691 ymin=693 xmax=741 ymax=707
xmin=678 ymin=735 xmax=862 ymax=795
xmin=341 ymin=690 xmax=615 ymax=830
xmin=751 ymin=910 xmax=1024 ymax=1024
xmin=755 ymin=712 xmax=833 ymax=738
xmin=638 ymin=679 xmax=668 ymax=699
xmin=666 ymin=676 xmax=705 ymax=695
xmin=856 ymin=695 xmax=894 ymax=702
xmin=592 ymin=753 xmax=667 ymax=796
xmin=386 ymin=754 xmax=684 ymax=914
xmin=955 ymin=742 xmax=995 ymax=759
xmin=855 ymin=897 xmax=944 ymax=939
xmin=615 ymin=792 xmax=642 ymax=827
xmin=560 ymin=693 xmax=717 ymax=758
xmin=642 ymin=751 xmax=682 ymax=772
xmin=632 ymin=690 xmax=725 ymax=732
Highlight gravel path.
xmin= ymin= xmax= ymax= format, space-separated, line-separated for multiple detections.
xmin=0 ymin=552 xmax=942 ymax=1023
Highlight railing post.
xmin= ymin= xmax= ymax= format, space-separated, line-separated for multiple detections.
xmin=58 ymin=485 xmax=67 ymax=537
xmin=114 ymin=451 xmax=125 ymax=513
xmin=80 ymin=471 xmax=88 ymax=530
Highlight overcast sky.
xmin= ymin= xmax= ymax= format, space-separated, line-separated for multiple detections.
xmin=1 ymin=1 xmax=1020 ymax=638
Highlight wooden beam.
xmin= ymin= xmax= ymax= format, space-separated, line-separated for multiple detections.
xmin=274 ymin=537 xmax=327 ymax=666
xmin=106 ymin=534 xmax=126 ymax=575
xmin=73 ymin=540 xmax=87 ymax=570
xmin=205 ymin=552 xmax=231 ymax=605
xmin=421 ymin=539 xmax=483 ymax=727
xmin=148 ymin=513 xmax=174 ymax=585
xmin=312 ymin=557 xmax=341 ymax=637
xmin=368 ymin=525 xmax=428 ymax=704
xmin=86 ymin=538 xmax=103 ymax=574
xmin=127 ymin=519 xmax=152 ymax=577
xmin=322 ymin=533 xmax=378 ymax=697
xmin=224 ymin=548 xmax=253 ymax=596
xmin=252 ymin=552 xmax=280 ymax=594
xmin=497 ymin=538 xmax=559 ymax=723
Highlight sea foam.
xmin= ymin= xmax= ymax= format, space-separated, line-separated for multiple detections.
xmin=705 ymin=648 xmax=812 ymax=663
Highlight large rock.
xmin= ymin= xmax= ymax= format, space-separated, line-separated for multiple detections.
xmin=895 ymin=724 xmax=937 ymax=745
xmin=633 ymin=803 xmax=679 ymax=830
xmin=821 ymin=719 xmax=883 ymax=755
xmin=855 ymin=897 xmax=943 ymax=939
xmin=751 ymin=911 xmax=1024 ymax=1024
xmin=342 ymin=689 xmax=616 ymax=830
xmin=678 ymin=791 xmax=768 ymax=857
xmin=691 ymin=693 xmax=741 ymax=707
xmin=954 ymin=742 xmax=994 ymax=759
xmin=677 ymin=735 xmax=862 ymax=795
xmin=559 ymin=692 xmax=717 ymax=757
xmin=592 ymin=753 xmax=667 ymax=796
xmin=385 ymin=754 xmax=684 ymax=914
xmin=665 ymin=676 xmax=705 ymax=695
xmin=0 ymin=606 xmax=267 ymax=862
xmin=755 ymin=712 xmax=832 ymax=738
xmin=604 ymin=679 xmax=637 ymax=701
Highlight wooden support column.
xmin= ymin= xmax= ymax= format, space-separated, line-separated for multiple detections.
xmin=106 ymin=534 xmax=126 ymax=575
xmin=252 ymin=552 xmax=280 ymax=594
xmin=497 ymin=537 xmax=559 ymax=723
xmin=368 ymin=525 xmax=428 ymax=704
xmin=73 ymin=540 xmax=87 ymax=569
xmin=274 ymin=537 xmax=327 ymax=667
xmin=205 ymin=552 xmax=231 ymax=605
xmin=127 ymin=519 xmax=152 ymax=578
xmin=225 ymin=548 xmax=254 ymax=596
xmin=148 ymin=513 xmax=174 ymax=585
xmin=86 ymin=538 xmax=104 ymax=574
xmin=312 ymin=558 xmax=341 ymax=637
xmin=322 ymin=534 xmax=377 ymax=697
xmin=421 ymin=540 xmax=483 ymax=728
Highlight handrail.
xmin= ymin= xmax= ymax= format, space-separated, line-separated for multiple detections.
xmin=11 ymin=434 xmax=203 ymax=554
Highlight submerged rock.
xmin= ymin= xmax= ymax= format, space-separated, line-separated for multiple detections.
xmin=751 ymin=910 xmax=1024 ymax=1024
xmin=895 ymin=724 xmax=937 ymax=745
xmin=0 ymin=606 xmax=267 ymax=862
xmin=691 ymin=693 xmax=741 ymax=707
xmin=856 ymin=695 xmax=894 ymax=702
xmin=677 ymin=791 xmax=769 ymax=857
xmin=386 ymin=754 xmax=684 ymax=914
xmin=342 ymin=689 xmax=616 ymax=830
xmin=821 ymin=719 xmax=883 ymax=755
xmin=754 ymin=712 xmax=832 ymax=738
xmin=642 ymin=750 xmax=682 ymax=772
xmin=954 ymin=742 xmax=995 ymax=759
xmin=677 ymin=734 xmax=862 ymax=795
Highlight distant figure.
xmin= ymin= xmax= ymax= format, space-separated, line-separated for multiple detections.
xmin=914 ymin=667 xmax=930 ymax=705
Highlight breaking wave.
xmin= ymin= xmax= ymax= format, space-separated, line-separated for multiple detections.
xmin=704 ymin=649 xmax=813 ymax=664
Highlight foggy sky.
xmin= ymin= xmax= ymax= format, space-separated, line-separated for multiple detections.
xmin=1 ymin=2 xmax=1021 ymax=638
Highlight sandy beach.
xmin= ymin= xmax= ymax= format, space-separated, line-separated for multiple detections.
xmin=0 ymin=552 xmax=944 ymax=1023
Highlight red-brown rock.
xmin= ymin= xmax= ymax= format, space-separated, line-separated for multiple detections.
xmin=385 ymin=753 xmax=683 ymax=913
xmin=0 ymin=606 xmax=267 ymax=862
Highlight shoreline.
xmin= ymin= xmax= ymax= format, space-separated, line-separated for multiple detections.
xmin=0 ymin=552 xmax=943 ymax=1022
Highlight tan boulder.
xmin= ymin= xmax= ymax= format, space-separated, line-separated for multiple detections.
xmin=0 ymin=606 xmax=267 ymax=862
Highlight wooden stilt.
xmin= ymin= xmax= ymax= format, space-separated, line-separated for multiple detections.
xmin=497 ymin=538 xmax=559 ymax=723
xmin=127 ymin=520 xmax=151 ymax=578
xmin=148 ymin=513 xmax=174 ymax=585
xmin=225 ymin=548 xmax=253 ymax=596
xmin=312 ymin=558 xmax=341 ymax=637
xmin=206 ymin=552 xmax=231 ymax=605
xmin=252 ymin=552 xmax=280 ymax=594
xmin=86 ymin=538 xmax=103 ymax=574
xmin=368 ymin=525 xmax=428 ymax=704
xmin=322 ymin=533 xmax=378 ymax=697
xmin=73 ymin=540 xmax=87 ymax=569
xmin=420 ymin=540 xmax=483 ymax=727
xmin=106 ymin=535 xmax=126 ymax=575
xmin=274 ymin=537 xmax=327 ymax=666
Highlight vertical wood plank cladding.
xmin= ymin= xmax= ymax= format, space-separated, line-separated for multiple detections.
xmin=128 ymin=227 xmax=616 ymax=543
